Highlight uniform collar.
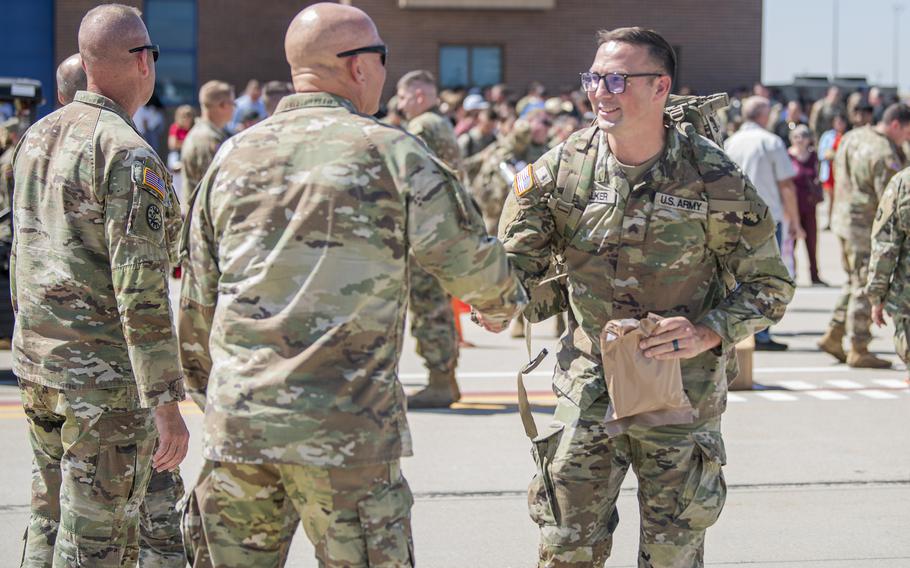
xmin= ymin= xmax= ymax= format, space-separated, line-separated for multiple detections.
xmin=74 ymin=90 xmax=139 ymax=131
xmin=601 ymin=126 xmax=678 ymax=186
xmin=274 ymin=92 xmax=357 ymax=114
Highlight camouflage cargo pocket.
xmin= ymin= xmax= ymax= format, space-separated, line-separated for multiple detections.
xmin=674 ymin=430 xmax=727 ymax=530
xmin=355 ymin=469 xmax=415 ymax=567
xmin=527 ymin=423 xmax=565 ymax=526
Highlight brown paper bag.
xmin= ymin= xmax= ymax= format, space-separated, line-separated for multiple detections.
xmin=599 ymin=313 xmax=696 ymax=435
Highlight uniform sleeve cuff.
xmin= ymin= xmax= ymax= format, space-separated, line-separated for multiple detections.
xmin=140 ymin=378 xmax=186 ymax=408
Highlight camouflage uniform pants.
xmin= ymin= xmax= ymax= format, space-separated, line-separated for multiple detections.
xmin=830 ymin=236 xmax=873 ymax=347
xmin=409 ymin=256 xmax=458 ymax=373
xmin=529 ymin=395 xmax=726 ymax=568
xmin=199 ymin=459 xmax=414 ymax=567
xmin=18 ymin=379 xmax=157 ymax=568
xmin=181 ymin=459 xmax=299 ymax=567
xmin=138 ymin=468 xmax=186 ymax=567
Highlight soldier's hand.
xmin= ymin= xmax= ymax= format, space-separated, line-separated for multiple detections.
xmin=872 ymin=304 xmax=887 ymax=327
xmin=639 ymin=317 xmax=722 ymax=360
xmin=152 ymin=402 xmax=190 ymax=472
xmin=470 ymin=308 xmax=510 ymax=333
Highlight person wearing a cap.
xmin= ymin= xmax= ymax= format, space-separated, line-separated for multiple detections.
xmin=458 ymin=106 xmax=497 ymax=159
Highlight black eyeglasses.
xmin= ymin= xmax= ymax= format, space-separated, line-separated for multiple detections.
xmin=336 ymin=44 xmax=388 ymax=67
xmin=580 ymin=71 xmax=664 ymax=94
xmin=129 ymin=44 xmax=160 ymax=62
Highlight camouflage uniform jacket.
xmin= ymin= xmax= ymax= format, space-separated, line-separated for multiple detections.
xmin=831 ymin=125 xmax=904 ymax=241
xmin=179 ymin=92 xmax=526 ymax=467
xmin=405 ymin=109 xmax=461 ymax=170
xmin=180 ymin=118 xmax=228 ymax=202
xmin=11 ymin=91 xmax=184 ymax=407
xmin=0 ymin=146 xmax=13 ymax=244
xmin=499 ymin=126 xmax=794 ymax=419
xmin=867 ymin=167 xmax=910 ymax=313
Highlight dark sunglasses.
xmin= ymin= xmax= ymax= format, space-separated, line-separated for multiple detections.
xmin=336 ymin=44 xmax=388 ymax=67
xmin=129 ymin=44 xmax=160 ymax=62
xmin=580 ymin=71 xmax=663 ymax=94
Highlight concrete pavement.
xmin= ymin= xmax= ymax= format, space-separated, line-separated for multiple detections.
xmin=0 ymin=230 xmax=907 ymax=567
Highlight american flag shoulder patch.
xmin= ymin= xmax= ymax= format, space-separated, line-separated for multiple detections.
xmin=513 ymin=165 xmax=536 ymax=198
xmin=140 ymin=166 xmax=166 ymax=201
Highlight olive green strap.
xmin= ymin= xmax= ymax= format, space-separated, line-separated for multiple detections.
xmin=517 ymin=318 xmax=548 ymax=439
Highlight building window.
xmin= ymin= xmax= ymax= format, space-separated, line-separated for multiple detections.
xmin=439 ymin=45 xmax=502 ymax=89
xmin=144 ymin=0 xmax=196 ymax=105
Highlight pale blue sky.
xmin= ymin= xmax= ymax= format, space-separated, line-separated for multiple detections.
xmin=764 ymin=0 xmax=910 ymax=92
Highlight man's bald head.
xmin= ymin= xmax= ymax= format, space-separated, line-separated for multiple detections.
xmin=79 ymin=4 xmax=149 ymax=70
xmin=77 ymin=4 xmax=156 ymax=115
xmin=56 ymin=53 xmax=87 ymax=105
xmin=284 ymin=3 xmax=386 ymax=115
xmin=285 ymin=3 xmax=380 ymax=77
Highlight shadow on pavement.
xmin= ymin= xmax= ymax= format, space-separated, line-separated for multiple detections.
xmin=408 ymin=403 xmax=556 ymax=416
xmin=0 ymin=370 xmax=15 ymax=385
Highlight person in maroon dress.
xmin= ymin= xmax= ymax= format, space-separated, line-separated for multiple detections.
xmin=789 ymin=124 xmax=826 ymax=285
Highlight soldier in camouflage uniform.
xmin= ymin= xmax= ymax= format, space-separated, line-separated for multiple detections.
xmin=178 ymin=4 xmax=526 ymax=567
xmin=866 ymin=166 xmax=910 ymax=382
xmin=12 ymin=5 xmax=189 ymax=567
xmin=492 ymin=28 xmax=794 ymax=567
xmin=819 ymin=103 xmax=910 ymax=368
xmin=180 ymin=80 xmax=234 ymax=207
xmin=465 ymin=109 xmax=552 ymax=235
xmin=0 ymin=117 xmax=23 ymax=348
xmin=47 ymin=49 xmax=190 ymax=568
xmin=55 ymin=53 xmax=87 ymax=106
xmin=396 ymin=69 xmax=465 ymax=408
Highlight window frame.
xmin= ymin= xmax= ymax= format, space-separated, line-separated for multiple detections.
xmin=143 ymin=0 xmax=197 ymax=106
xmin=438 ymin=43 xmax=505 ymax=89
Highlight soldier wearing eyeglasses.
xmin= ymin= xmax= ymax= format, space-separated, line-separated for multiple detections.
xmin=491 ymin=27 xmax=793 ymax=567
xmin=12 ymin=4 xmax=188 ymax=566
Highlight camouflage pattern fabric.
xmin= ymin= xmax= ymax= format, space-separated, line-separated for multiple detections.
xmin=830 ymin=126 xmax=904 ymax=347
xmin=180 ymin=119 xmax=228 ymax=207
xmin=178 ymin=91 xmax=526 ymax=467
xmin=181 ymin=460 xmax=299 ymax=568
xmin=500 ymin=126 xmax=793 ymax=564
xmin=0 ymin=145 xmax=13 ymax=244
xmin=18 ymin=379 xmax=157 ymax=567
xmin=867 ymin=168 xmax=910 ymax=315
xmin=530 ymin=396 xmax=725 ymax=567
xmin=831 ymin=125 xmax=904 ymax=241
xmin=11 ymin=90 xmax=185 ymax=408
xmin=138 ymin=469 xmax=186 ymax=567
xmin=405 ymin=109 xmax=463 ymax=375
xmin=199 ymin=460 xmax=412 ymax=568
xmin=465 ymin=123 xmax=548 ymax=234
xmin=405 ymin=110 xmax=461 ymax=170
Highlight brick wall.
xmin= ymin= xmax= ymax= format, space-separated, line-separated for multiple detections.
xmin=55 ymin=0 xmax=143 ymax=65
xmin=56 ymin=0 xmax=762 ymax=103
xmin=354 ymin=0 xmax=762 ymax=100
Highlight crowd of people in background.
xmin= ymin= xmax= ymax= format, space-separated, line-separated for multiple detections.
xmin=3 ymin=74 xmax=904 ymax=297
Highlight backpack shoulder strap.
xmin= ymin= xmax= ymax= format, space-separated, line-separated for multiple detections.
xmin=547 ymin=125 xmax=599 ymax=240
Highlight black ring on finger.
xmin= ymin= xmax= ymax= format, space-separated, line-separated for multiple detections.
xmin=672 ymin=339 xmax=680 ymax=352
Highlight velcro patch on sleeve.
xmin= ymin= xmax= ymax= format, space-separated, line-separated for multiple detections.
xmin=140 ymin=166 xmax=167 ymax=201
xmin=513 ymin=165 xmax=536 ymax=197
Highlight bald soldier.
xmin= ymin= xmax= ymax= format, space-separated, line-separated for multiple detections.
xmin=52 ymin=47 xmax=189 ymax=568
xmin=12 ymin=5 xmax=188 ymax=567
xmin=180 ymin=80 xmax=234 ymax=205
xmin=396 ymin=70 xmax=464 ymax=407
xmin=179 ymin=3 xmax=525 ymax=566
